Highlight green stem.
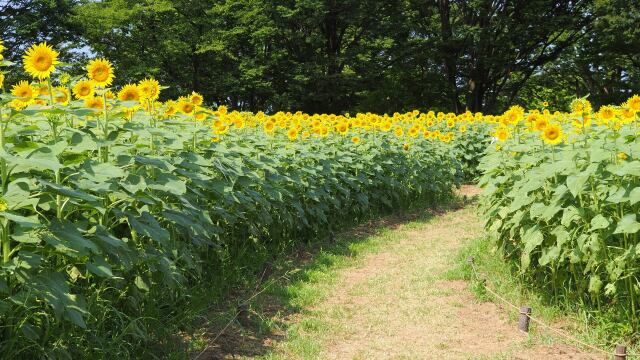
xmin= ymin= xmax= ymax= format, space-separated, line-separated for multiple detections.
xmin=55 ymin=170 xmax=62 ymax=219
xmin=1 ymin=224 xmax=9 ymax=264
xmin=101 ymin=92 xmax=109 ymax=162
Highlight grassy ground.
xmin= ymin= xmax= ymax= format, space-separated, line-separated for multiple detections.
xmin=457 ymin=235 xmax=640 ymax=359
xmin=189 ymin=189 xmax=609 ymax=359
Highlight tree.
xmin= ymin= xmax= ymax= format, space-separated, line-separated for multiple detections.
xmin=413 ymin=0 xmax=594 ymax=113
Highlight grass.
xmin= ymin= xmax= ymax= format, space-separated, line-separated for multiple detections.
xmin=454 ymin=234 xmax=640 ymax=357
xmin=171 ymin=194 xmax=467 ymax=359
xmin=227 ymin=199 xmax=495 ymax=359
xmin=184 ymin=193 xmax=638 ymax=360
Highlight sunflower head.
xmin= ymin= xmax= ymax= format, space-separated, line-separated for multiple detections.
xmin=351 ymin=136 xmax=361 ymax=144
xmin=598 ymin=105 xmax=616 ymax=120
xmin=118 ymin=84 xmax=140 ymax=102
xmin=0 ymin=196 xmax=7 ymax=212
xmin=37 ymin=81 xmax=49 ymax=96
xmin=541 ymin=123 xmax=564 ymax=145
xmin=138 ymin=78 xmax=160 ymax=101
xmin=163 ymin=100 xmax=178 ymax=117
xmin=53 ymin=87 xmax=70 ymax=105
xmin=190 ymin=92 xmax=204 ymax=106
xmin=23 ymin=42 xmax=59 ymax=79
xmin=287 ymin=127 xmax=299 ymax=141
xmin=84 ymin=96 xmax=104 ymax=110
xmin=87 ymin=58 xmax=115 ymax=87
xmin=494 ymin=126 xmax=510 ymax=142
xmin=177 ymin=98 xmax=195 ymax=115
xmin=11 ymin=80 xmax=36 ymax=100
xmin=627 ymin=95 xmax=640 ymax=112
xmin=618 ymin=152 xmax=628 ymax=162
xmin=73 ymin=80 xmax=95 ymax=99
xmin=263 ymin=120 xmax=276 ymax=134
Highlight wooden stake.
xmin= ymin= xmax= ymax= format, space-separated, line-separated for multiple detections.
xmin=237 ymin=303 xmax=250 ymax=327
xmin=615 ymin=345 xmax=627 ymax=360
xmin=518 ymin=306 xmax=532 ymax=333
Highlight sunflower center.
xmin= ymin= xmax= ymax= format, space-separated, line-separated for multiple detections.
xmin=93 ymin=66 xmax=109 ymax=82
xmin=34 ymin=55 xmax=52 ymax=71
xmin=546 ymin=128 xmax=559 ymax=140
xmin=122 ymin=90 xmax=137 ymax=101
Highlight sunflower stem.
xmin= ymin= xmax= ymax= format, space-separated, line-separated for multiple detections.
xmin=102 ymin=92 xmax=109 ymax=162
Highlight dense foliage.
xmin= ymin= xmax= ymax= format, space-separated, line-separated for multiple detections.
xmin=0 ymin=41 xmax=484 ymax=357
xmin=479 ymin=97 xmax=640 ymax=333
xmin=1 ymin=0 xmax=639 ymax=114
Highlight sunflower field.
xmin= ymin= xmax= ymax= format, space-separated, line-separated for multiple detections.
xmin=0 ymin=42 xmax=504 ymax=357
xmin=2 ymin=35 xmax=640 ymax=356
xmin=479 ymin=97 xmax=640 ymax=332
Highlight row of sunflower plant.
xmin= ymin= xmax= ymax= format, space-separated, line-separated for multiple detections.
xmin=479 ymin=96 xmax=640 ymax=334
xmin=0 ymin=41 xmax=496 ymax=357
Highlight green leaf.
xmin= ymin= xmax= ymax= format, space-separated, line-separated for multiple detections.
xmin=590 ymin=214 xmax=610 ymax=231
xmin=588 ymin=275 xmax=603 ymax=294
xmin=614 ymin=214 xmax=640 ymax=234
xmin=86 ymin=257 xmax=114 ymax=278
xmin=630 ymin=187 xmax=640 ymax=205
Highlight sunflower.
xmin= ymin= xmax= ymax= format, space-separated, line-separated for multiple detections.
xmin=627 ymin=95 xmax=640 ymax=112
xmin=163 ymin=101 xmax=178 ymax=117
xmin=287 ymin=127 xmax=299 ymax=141
xmin=138 ymin=78 xmax=160 ymax=101
xmin=53 ymin=87 xmax=70 ymax=105
xmin=542 ymin=101 xmax=549 ymax=107
xmin=190 ymin=92 xmax=204 ymax=106
xmin=178 ymin=99 xmax=195 ymax=115
xmin=618 ymin=152 xmax=628 ymax=161
xmin=118 ymin=84 xmax=141 ymax=102
xmin=541 ymin=123 xmax=563 ymax=145
xmin=11 ymin=80 xmax=36 ymax=99
xmin=264 ymin=121 xmax=276 ymax=134
xmin=336 ymin=121 xmax=349 ymax=135
xmin=403 ymin=143 xmax=410 ymax=151
xmin=494 ymin=126 xmax=510 ymax=142
xmin=458 ymin=125 xmax=467 ymax=133
xmin=394 ymin=126 xmax=404 ymax=138
xmin=36 ymin=81 xmax=49 ymax=96
xmin=214 ymin=124 xmax=230 ymax=135
xmin=598 ymin=105 xmax=615 ymax=120
xmin=570 ymin=99 xmax=592 ymax=114
xmin=23 ymin=42 xmax=59 ymax=79
xmin=218 ymin=105 xmax=228 ymax=115
xmin=86 ymin=58 xmax=115 ymax=87
xmin=73 ymin=80 xmax=95 ymax=99
xmin=0 ymin=73 xmax=4 ymax=88
xmin=84 ymin=96 xmax=104 ymax=110
xmin=533 ymin=117 xmax=548 ymax=131
xmin=9 ymin=99 xmax=29 ymax=111
xmin=351 ymin=136 xmax=361 ymax=144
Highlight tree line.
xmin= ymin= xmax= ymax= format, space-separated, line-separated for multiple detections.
xmin=1 ymin=0 xmax=639 ymax=114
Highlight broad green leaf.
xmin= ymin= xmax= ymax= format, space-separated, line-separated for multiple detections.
xmin=614 ymin=214 xmax=640 ymax=234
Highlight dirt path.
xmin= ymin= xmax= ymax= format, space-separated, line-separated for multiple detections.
xmin=200 ymin=187 xmax=599 ymax=359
